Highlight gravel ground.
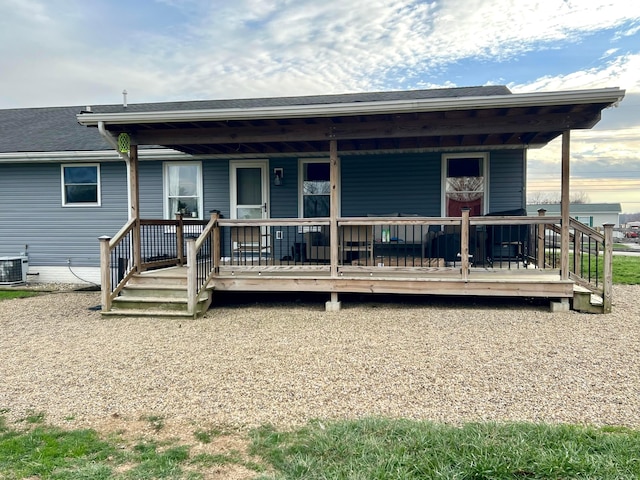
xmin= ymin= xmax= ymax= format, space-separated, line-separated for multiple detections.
xmin=1 ymin=286 xmax=639 ymax=431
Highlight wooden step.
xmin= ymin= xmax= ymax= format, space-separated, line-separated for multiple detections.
xmin=572 ymin=285 xmax=604 ymax=314
xmin=109 ymin=294 xmax=210 ymax=316
xmin=102 ymin=308 xmax=203 ymax=319
xmin=128 ymin=273 xmax=188 ymax=287
xmin=104 ymin=268 xmax=212 ymax=318
xmin=119 ymin=284 xmax=188 ymax=299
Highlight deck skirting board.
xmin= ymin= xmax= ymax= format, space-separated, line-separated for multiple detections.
xmin=209 ymin=276 xmax=574 ymax=298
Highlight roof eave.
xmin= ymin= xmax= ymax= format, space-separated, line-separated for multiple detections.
xmin=76 ymin=88 xmax=625 ymax=126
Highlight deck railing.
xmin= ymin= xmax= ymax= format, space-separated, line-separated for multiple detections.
xmin=100 ymin=212 xmax=613 ymax=313
xmin=216 ymin=217 xmax=332 ymax=271
xmin=98 ymin=214 xmax=209 ymax=312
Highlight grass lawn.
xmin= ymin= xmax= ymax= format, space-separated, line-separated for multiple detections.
xmin=611 ymin=255 xmax=640 ymax=284
xmin=566 ymin=254 xmax=640 ymax=286
xmin=250 ymin=419 xmax=640 ymax=479
xmin=2 ymin=414 xmax=640 ymax=479
xmin=0 ymin=290 xmax=40 ymax=301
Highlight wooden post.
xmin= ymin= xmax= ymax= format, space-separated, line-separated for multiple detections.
xmin=99 ymin=235 xmax=112 ymax=312
xmin=460 ymin=208 xmax=470 ymax=280
xmin=537 ymin=209 xmax=546 ymax=269
xmin=603 ymin=223 xmax=614 ymax=313
xmin=211 ymin=211 xmax=220 ymax=273
xmin=176 ymin=213 xmax=185 ymax=266
xmin=560 ymin=131 xmax=570 ymax=280
xmin=573 ymin=227 xmax=582 ymax=276
xmin=186 ymin=238 xmax=197 ymax=316
xmin=329 ymin=139 xmax=339 ymax=278
xmin=129 ymin=145 xmax=142 ymax=272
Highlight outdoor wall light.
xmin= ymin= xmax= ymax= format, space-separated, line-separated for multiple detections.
xmin=274 ymin=168 xmax=284 ymax=186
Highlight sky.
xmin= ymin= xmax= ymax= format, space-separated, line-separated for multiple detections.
xmin=1 ymin=0 xmax=639 ymax=212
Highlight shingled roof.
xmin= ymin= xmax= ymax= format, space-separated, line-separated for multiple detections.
xmin=1 ymin=86 xmax=511 ymax=153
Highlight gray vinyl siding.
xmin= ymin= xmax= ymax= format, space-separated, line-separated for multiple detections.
xmin=341 ymin=153 xmax=442 ymax=217
xmin=0 ymin=161 xmax=128 ymax=267
xmin=265 ymin=149 xmax=525 ymax=218
xmin=269 ymin=158 xmax=299 ymax=218
xmin=0 ymin=149 xmax=527 ymax=269
xmin=138 ymin=161 xmax=164 ymax=218
xmin=203 ymin=160 xmax=230 ymax=218
xmin=487 ymin=150 xmax=526 ymax=213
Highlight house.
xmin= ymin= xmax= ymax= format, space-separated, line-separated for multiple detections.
xmin=0 ymin=85 xmax=625 ymax=314
xmin=526 ymin=203 xmax=622 ymax=228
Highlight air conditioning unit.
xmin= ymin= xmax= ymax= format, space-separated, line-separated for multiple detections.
xmin=0 ymin=256 xmax=29 ymax=285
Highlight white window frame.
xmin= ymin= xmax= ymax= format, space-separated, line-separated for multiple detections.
xmin=163 ymin=161 xmax=203 ymax=220
xmin=441 ymin=153 xmax=489 ymax=217
xmin=61 ymin=163 xmax=101 ymax=207
xmin=298 ymin=158 xmax=339 ymax=219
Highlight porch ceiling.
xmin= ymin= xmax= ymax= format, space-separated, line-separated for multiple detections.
xmin=78 ymin=88 xmax=623 ymax=156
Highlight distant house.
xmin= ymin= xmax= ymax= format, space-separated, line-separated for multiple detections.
xmin=526 ymin=203 xmax=622 ymax=228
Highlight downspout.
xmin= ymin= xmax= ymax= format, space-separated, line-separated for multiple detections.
xmin=98 ymin=121 xmax=132 ymax=220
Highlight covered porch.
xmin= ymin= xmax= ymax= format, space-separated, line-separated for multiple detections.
xmin=80 ymin=86 xmax=624 ymax=316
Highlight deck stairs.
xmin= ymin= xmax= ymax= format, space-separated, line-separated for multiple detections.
xmin=572 ymin=285 xmax=604 ymax=314
xmin=103 ymin=267 xmax=212 ymax=318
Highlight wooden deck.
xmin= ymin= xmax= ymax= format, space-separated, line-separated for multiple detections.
xmin=101 ymin=214 xmax=612 ymax=316
xmin=146 ymin=264 xmax=574 ymax=299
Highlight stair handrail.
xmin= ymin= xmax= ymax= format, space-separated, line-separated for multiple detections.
xmin=186 ymin=211 xmax=220 ymax=315
xmin=99 ymin=217 xmax=137 ymax=312
xmin=568 ymin=218 xmax=613 ymax=313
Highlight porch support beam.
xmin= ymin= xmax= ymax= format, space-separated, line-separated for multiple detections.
xmin=329 ymin=138 xmax=339 ymax=279
xmin=326 ymin=138 xmax=341 ymax=311
xmin=129 ymin=144 xmax=140 ymax=220
xmin=130 ymin=111 xmax=598 ymax=147
xmin=129 ymin=144 xmax=142 ymax=272
xmin=560 ymin=131 xmax=570 ymax=280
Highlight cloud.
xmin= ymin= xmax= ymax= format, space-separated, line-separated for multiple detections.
xmin=511 ymin=53 xmax=640 ymax=94
xmin=2 ymin=0 xmax=640 ymax=107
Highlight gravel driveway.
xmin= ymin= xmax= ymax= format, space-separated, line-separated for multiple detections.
xmin=1 ymin=286 xmax=639 ymax=431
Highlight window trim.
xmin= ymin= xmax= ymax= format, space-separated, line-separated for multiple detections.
xmin=61 ymin=163 xmax=101 ymax=207
xmin=162 ymin=161 xmax=203 ymax=219
xmin=298 ymin=158 xmax=339 ymax=218
xmin=441 ymin=153 xmax=489 ymax=217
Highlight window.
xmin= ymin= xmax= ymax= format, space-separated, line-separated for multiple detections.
xmin=442 ymin=154 xmax=487 ymax=216
xmin=61 ymin=164 xmax=100 ymax=206
xmin=576 ymin=215 xmax=593 ymax=227
xmin=300 ymin=160 xmax=330 ymax=217
xmin=163 ymin=162 xmax=203 ymax=219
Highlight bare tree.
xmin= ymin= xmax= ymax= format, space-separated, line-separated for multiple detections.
xmin=569 ymin=191 xmax=591 ymax=204
xmin=527 ymin=190 xmax=591 ymax=205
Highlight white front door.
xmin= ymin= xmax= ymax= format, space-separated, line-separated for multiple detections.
xmin=230 ymin=161 xmax=269 ymax=220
